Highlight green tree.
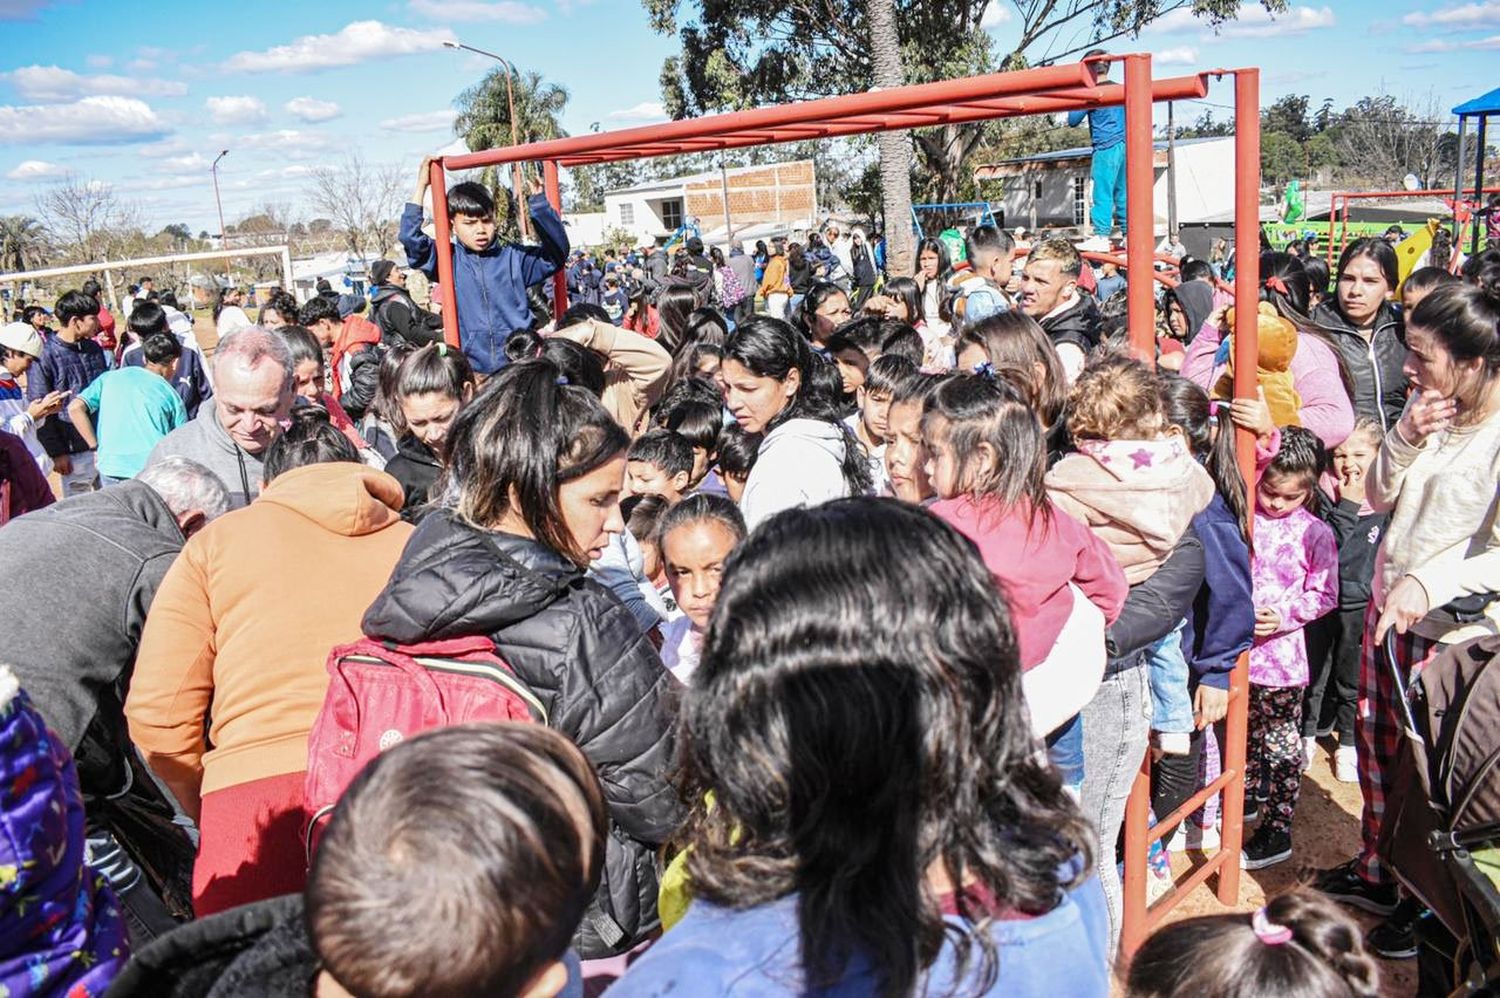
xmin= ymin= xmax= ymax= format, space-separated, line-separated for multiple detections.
xmin=1313 ymin=97 xmax=1336 ymax=133
xmin=1262 ymin=94 xmax=1311 ymax=144
xmin=454 ymin=69 xmax=570 ymax=233
xmin=642 ymin=0 xmax=1287 ymax=231
xmin=1179 ymin=109 xmax=1234 ymax=139
xmin=1261 ymin=131 xmax=1304 ymax=186
xmin=0 ymin=215 xmax=49 ymax=273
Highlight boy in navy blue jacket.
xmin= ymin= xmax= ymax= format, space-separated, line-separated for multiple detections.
xmin=399 ymin=158 xmax=569 ymax=376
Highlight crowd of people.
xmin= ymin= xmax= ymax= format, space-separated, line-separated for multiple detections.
xmin=0 ymin=154 xmax=1497 ymax=998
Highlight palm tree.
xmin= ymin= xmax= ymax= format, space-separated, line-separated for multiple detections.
xmin=0 ymin=215 xmax=49 ymax=274
xmin=868 ymin=0 xmax=914 ymax=277
xmin=454 ymin=69 xmax=570 ymax=235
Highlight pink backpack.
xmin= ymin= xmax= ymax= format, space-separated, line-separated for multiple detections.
xmin=303 ymin=635 xmax=546 ymax=856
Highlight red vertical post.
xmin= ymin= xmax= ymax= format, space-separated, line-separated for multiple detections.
xmin=1122 ymin=53 xmax=1155 ymax=359
xmin=430 ymin=159 xmax=461 ymax=350
xmin=543 ymin=159 xmax=568 ymax=322
xmin=1217 ymin=67 xmax=1260 ymax=907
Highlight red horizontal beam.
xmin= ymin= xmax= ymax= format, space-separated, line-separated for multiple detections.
xmin=554 ymin=74 xmax=1210 ymax=168
xmin=441 ymin=60 xmax=1099 ymax=171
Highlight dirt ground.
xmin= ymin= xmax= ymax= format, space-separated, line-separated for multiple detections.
xmin=1154 ymin=734 xmax=1416 ymax=996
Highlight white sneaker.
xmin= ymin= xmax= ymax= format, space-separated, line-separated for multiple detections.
xmin=1335 ymin=745 xmax=1358 ymax=783
xmin=1079 ymin=235 xmax=1112 ymax=252
xmin=1163 ymin=820 xmax=1221 ymax=852
xmin=1302 ymin=736 xmax=1317 ymax=772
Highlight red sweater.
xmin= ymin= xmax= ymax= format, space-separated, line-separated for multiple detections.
xmin=931 ymin=495 xmax=1128 ymax=670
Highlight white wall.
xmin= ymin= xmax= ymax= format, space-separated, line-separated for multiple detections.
xmin=603 ymin=187 xmax=686 ymax=246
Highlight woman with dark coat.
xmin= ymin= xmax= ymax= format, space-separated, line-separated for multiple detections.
xmin=361 ymin=358 xmax=683 ymax=959
xmin=1309 ymin=238 xmax=1407 ymax=431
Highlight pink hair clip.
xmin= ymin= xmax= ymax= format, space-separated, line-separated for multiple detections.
xmin=1251 ymin=906 xmax=1293 ymax=945
xmin=1208 ymin=400 xmax=1223 ymax=417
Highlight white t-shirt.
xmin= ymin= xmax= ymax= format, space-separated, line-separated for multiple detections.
xmin=660 ymin=616 xmax=703 ymax=684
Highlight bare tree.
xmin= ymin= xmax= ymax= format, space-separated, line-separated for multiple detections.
xmin=305 ymin=154 xmax=405 ymax=264
xmin=35 ymin=176 xmax=122 ymax=263
xmin=1334 ymin=93 xmax=1456 ymax=190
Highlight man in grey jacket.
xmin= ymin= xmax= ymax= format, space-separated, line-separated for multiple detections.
xmin=147 ymin=326 xmax=295 ymax=507
xmin=0 ymin=456 xmax=230 ymax=942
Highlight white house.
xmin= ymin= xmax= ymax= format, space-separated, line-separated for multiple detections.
xmin=973 ymin=136 xmax=1236 ymax=236
xmin=603 ymin=160 xmax=818 ymax=247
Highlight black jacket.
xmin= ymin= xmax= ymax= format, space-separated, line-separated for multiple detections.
xmin=1 ymin=481 xmax=198 ymax=910
xmin=369 ymin=283 xmax=443 ymax=350
xmin=1310 ymin=300 xmax=1407 ymax=430
xmin=851 ymin=241 xmax=876 ymax=286
xmin=383 ymin=433 xmax=441 ymax=515
xmin=105 ymin=893 xmax=315 ymax=998
xmin=1040 ymin=292 xmax=1103 ymax=357
xmin=1325 ymin=497 xmax=1389 ymax=610
xmin=1106 ymin=528 xmax=1206 ymax=667
xmin=361 ymin=512 xmax=684 ymax=957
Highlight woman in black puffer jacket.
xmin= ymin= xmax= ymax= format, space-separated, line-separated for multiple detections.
xmin=1309 ymin=238 xmax=1407 ymax=431
xmin=362 ymin=358 xmax=684 ymax=959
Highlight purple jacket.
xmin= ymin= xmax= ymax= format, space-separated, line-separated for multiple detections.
xmin=0 ymin=673 xmax=128 ymax=996
xmin=1249 ymin=506 xmax=1339 ymax=687
xmin=1181 ymin=320 xmax=1354 ymax=451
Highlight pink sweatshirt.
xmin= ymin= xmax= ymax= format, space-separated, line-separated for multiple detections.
xmin=1182 ymin=320 xmax=1354 ymax=450
xmin=932 ymin=495 xmax=1128 ymax=670
xmin=1249 ymin=506 xmax=1339 ymax=688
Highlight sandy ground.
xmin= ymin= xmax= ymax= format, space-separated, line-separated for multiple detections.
xmin=1154 ymin=734 xmax=1416 ymax=996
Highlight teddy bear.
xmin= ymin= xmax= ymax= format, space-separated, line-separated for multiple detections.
xmin=1211 ymin=301 xmax=1302 ymax=428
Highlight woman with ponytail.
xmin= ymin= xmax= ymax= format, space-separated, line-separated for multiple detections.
xmin=722 ymin=317 xmax=871 ymax=529
xmin=361 ymin=358 xmax=683 ymax=960
xmin=1181 ymin=252 xmax=1355 ymax=449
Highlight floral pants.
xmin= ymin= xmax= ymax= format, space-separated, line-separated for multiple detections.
xmin=1247 ymin=684 xmax=1305 ymax=837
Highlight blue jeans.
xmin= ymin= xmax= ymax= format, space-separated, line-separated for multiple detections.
xmin=1046 ymin=713 xmax=1085 ymax=790
xmin=1090 ymin=142 xmax=1127 ymax=236
xmin=1146 ymin=620 xmax=1194 ymax=735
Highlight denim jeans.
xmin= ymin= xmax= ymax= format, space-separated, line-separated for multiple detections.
xmin=1046 ymin=713 xmax=1085 ymax=790
xmin=1146 ymin=620 xmax=1193 ymax=735
xmin=1081 ymin=661 xmax=1152 ymax=949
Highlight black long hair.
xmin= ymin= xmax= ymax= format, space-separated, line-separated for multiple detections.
xmin=678 ymin=498 xmax=1092 ymax=997
xmin=725 ymin=316 xmax=871 ymax=496
xmin=1158 ymin=375 xmax=1251 ymax=551
xmin=442 ymin=359 xmax=628 ymax=565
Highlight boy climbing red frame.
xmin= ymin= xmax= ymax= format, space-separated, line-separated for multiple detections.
xmin=420 ymin=55 xmax=1263 ymax=959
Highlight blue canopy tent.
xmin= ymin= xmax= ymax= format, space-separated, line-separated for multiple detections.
xmin=1453 ymin=86 xmax=1500 ymax=253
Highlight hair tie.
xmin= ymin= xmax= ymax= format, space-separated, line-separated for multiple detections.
xmin=556 ymin=373 xmax=570 ymax=386
xmin=1251 ymin=907 xmax=1293 ymax=946
xmin=972 ymin=360 xmax=996 ymax=382
xmin=1265 ymin=275 xmax=1290 ymax=296
xmin=1208 ymin=400 xmax=1222 ymax=417
xmin=436 ymin=343 xmax=448 ymax=357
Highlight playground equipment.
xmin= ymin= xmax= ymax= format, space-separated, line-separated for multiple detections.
xmin=426 ymin=57 xmax=1262 ymax=959
xmin=911 ymin=201 xmax=999 ymax=236
xmin=1325 ymin=188 xmax=1500 ymax=272
xmin=1453 ymin=87 xmax=1500 ymax=254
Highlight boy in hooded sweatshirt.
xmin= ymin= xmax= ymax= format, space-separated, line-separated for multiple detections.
xmin=399 ymin=159 xmax=569 ymax=377
xmin=1046 ymin=354 xmax=1215 ymax=755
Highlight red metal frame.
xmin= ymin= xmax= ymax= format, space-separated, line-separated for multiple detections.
xmin=1324 ymin=186 xmax=1500 ymax=271
xmin=427 ymin=59 xmax=1262 ymax=960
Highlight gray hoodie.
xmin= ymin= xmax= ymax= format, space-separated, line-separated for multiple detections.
xmin=739 ymin=417 xmax=851 ymax=532
xmin=147 ymin=405 xmax=263 ymax=508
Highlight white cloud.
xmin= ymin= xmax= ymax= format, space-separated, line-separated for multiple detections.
xmin=135 ymin=137 xmax=191 ymax=158
xmin=5 ymin=64 xmax=188 ymax=101
xmin=5 ymin=158 xmax=68 ymax=180
xmin=608 ymin=100 xmax=666 ymax=120
xmin=409 ymin=0 xmax=547 ymax=22
xmin=206 ymin=95 xmax=268 ymax=125
xmin=1150 ymin=3 xmax=1334 ymax=38
xmin=1403 ymin=1 xmax=1500 ymax=28
xmin=224 ymin=20 xmax=455 ymax=73
xmin=85 ymin=54 xmax=112 ymax=68
xmin=378 ymin=108 xmax=459 ymax=132
xmin=1406 ymin=32 xmax=1500 ymax=50
xmin=0 ymin=95 xmax=170 ymax=144
xmin=980 ymin=2 xmax=1011 ymax=28
xmin=235 ymin=128 xmax=339 ymax=158
xmin=1154 ymin=45 xmax=1199 ymax=65
xmin=162 ymin=152 xmax=210 ymax=172
xmin=285 ymin=96 xmax=342 ymax=122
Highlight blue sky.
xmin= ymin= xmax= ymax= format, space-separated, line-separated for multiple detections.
xmin=0 ymin=0 xmax=1494 ymax=235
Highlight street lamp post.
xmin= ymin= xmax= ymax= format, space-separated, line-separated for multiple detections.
xmin=211 ymin=149 xmax=230 ymax=286
xmin=443 ymin=40 xmax=529 ymax=239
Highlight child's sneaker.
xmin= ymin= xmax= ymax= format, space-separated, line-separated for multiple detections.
xmin=1146 ymin=839 xmax=1173 ymax=903
xmin=1240 ymin=825 xmax=1293 ymax=870
xmin=1164 ymin=820 xmax=1221 ymax=852
xmin=1302 ymin=736 xmax=1317 ymax=772
xmin=1335 ymin=745 xmax=1358 ymax=783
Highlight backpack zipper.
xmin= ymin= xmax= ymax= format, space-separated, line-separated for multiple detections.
xmin=344 ymin=653 xmax=548 ymax=723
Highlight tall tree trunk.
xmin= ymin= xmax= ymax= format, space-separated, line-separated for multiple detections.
xmin=868 ymin=0 xmax=914 ymax=277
